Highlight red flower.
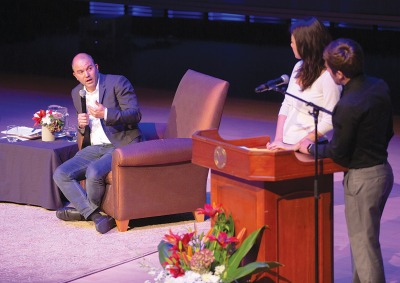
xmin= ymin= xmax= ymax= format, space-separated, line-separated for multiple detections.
xmin=196 ymin=203 xmax=223 ymax=218
xmin=32 ymin=109 xmax=48 ymax=126
xmin=165 ymin=254 xmax=186 ymax=278
xmin=163 ymin=230 xmax=194 ymax=252
xmin=208 ymin=231 xmax=239 ymax=248
xmin=167 ymin=264 xmax=185 ymax=278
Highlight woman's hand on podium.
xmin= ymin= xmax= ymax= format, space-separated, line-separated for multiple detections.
xmin=266 ymin=140 xmax=300 ymax=151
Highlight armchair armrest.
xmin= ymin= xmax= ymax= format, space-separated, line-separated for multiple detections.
xmin=113 ymin=138 xmax=193 ymax=167
xmin=77 ymin=122 xmax=167 ymax=151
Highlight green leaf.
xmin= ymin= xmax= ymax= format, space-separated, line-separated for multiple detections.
xmin=213 ymin=248 xmax=224 ymax=266
xmin=157 ymin=240 xmax=172 ymax=267
xmin=224 ymin=261 xmax=282 ymax=282
xmin=226 ymin=226 xmax=266 ymax=273
xmin=226 ymin=214 xmax=235 ymax=236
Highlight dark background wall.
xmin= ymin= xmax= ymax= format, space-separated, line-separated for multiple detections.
xmin=0 ymin=0 xmax=399 ymax=114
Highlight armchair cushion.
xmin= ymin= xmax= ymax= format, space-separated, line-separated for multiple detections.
xmin=113 ymin=138 xmax=192 ymax=167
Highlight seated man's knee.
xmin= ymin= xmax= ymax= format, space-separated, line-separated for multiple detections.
xmin=85 ymin=165 xmax=105 ymax=181
xmin=86 ymin=164 xmax=108 ymax=180
xmin=53 ymin=166 xmax=70 ymax=184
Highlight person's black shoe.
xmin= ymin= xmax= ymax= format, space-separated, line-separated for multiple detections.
xmin=91 ymin=214 xmax=116 ymax=234
xmin=56 ymin=207 xmax=85 ymax=221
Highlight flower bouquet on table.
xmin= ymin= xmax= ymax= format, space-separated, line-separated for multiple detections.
xmin=149 ymin=203 xmax=282 ymax=283
xmin=32 ymin=109 xmax=64 ymax=133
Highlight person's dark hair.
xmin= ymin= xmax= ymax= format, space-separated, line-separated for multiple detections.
xmin=291 ymin=17 xmax=332 ymax=90
xmin=323 ymin=38 xmax=364 ymax=79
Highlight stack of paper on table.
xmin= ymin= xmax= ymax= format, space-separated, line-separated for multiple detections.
xmin=1 ymin=126 xmax=41 ymax=140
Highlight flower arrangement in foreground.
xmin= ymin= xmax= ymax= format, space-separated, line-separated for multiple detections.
xmin=32 ymin=109 xmax=64 ymax=133
xmin=145 ymin=203 xmax=282 ymax=283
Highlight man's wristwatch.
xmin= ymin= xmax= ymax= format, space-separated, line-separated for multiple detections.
xmin=307 ymin=144 xmax=313 ymax=154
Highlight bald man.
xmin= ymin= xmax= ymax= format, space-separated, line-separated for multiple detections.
xmin=53 ymin=53 xmax=142 ymax=234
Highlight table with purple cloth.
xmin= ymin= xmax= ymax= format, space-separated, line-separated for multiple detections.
xmin=0 ymin=138 xmax=78 ymax=210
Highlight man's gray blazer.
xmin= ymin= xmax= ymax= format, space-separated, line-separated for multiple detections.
xmin=71 ymin=73 xmax=142 ymax=148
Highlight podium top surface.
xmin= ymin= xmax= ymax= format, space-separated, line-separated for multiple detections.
xmin=192 ymin=129 xmax=347 ymax=181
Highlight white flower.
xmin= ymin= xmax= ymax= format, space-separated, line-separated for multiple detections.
xmin=164 ymin=276 xmax=185 ymax=283
xmin=41 ymin=115 xmax=52 ymax=125
xmin=185 ymin=270 xmax=202 ymax=282
xmin=154 ymin=270 xmax=222 ymax=283
xmin=154 ymin=270 xmax=166 ymax=281
xmin=214 ymin=265 xmax=225 ymax=276
xmin=201 ymin=272 xmax=222 ymax=283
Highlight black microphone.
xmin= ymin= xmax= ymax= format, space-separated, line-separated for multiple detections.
xmin=79 ymin=89 xmax=87 ymax=113
xmin=79 ymin=89 xmax=91 ymax=148
xmin=255 ymin=74 xmax=290 ymax=93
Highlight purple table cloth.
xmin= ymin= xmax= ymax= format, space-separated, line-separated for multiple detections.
xmin=0 ymin=138 xmax=78 ymax=210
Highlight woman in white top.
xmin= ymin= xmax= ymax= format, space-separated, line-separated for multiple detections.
xmin=267 ymin=17 xmax=341 ymax=151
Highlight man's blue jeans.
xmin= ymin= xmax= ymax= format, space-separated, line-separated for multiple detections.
xmin=53 ymin=144 xmax=115 ymax=219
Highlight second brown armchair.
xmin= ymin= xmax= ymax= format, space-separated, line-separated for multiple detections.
xmin=100 ymin=69 xmax=229 ymax=231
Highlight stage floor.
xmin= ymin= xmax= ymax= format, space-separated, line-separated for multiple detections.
xmin=1 ymin=74 xmax=399 ymax=282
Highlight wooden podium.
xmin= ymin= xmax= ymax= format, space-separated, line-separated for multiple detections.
xmin=192 ymin=129 xmax=346 ymax=283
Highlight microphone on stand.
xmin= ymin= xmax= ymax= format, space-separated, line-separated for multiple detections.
xmin=79 ymin=89 xmax=91 ymax=148
xmin=255 ymin=74 xmax=289 ymax=93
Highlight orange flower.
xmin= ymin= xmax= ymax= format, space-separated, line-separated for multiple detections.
xmin=235 ymin=227 xmax=247 ymax=248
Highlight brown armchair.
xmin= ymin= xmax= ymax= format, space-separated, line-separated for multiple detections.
xmin=99 ymin=69 xmax=229 ymax=231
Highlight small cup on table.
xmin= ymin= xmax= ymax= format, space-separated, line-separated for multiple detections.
xmin=65 ymin=126 xmax=78 ymax=142
xmin=6 ymin=125 xmax=19 ymax=143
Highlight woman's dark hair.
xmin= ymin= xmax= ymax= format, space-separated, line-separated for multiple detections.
xmin=323 ymin=38 xmax=364 ymax=78
xmin=291 ymin=17 xmax=332 ymax=90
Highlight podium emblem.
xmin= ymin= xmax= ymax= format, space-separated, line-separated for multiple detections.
xmin=214 ymin=146 xmax=227 ymax=169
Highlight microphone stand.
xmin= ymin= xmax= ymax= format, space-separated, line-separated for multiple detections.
xmin=273 ymin=85 xmax=332 ymax=283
